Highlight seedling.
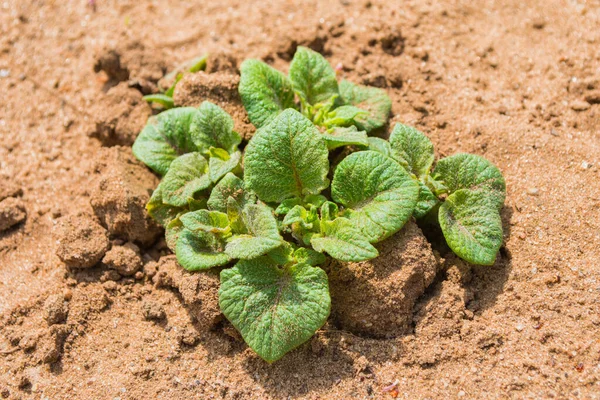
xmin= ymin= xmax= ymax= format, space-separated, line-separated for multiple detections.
xmin=143 ymin=55 xmax=208 ymax=109
xmin=132 ymin=48 xmax=506 ymax=362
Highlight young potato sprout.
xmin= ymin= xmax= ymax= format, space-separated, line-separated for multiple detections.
xmin=133 ymin=47 xmax=506 ymax=362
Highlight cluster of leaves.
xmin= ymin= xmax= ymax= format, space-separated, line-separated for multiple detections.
xmin=143 ymin=55 xmax=208 ymax=109
xmin=132 ymin=47 xmax=505 ymax=362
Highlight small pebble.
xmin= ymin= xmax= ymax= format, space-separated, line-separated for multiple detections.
xmin=527 ymin=188 xmax=539 ymax=196
xmin=0 ymin=69 xmax=9 ymax=78
xmin=571 ymin=100 xmax=590 ymax=111
xmin=581 ymin=161 xmax=590 ymax=169
xmin=516 ymin=323 xmax=525 ymax=332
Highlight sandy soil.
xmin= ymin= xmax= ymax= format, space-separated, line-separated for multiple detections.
xmin=1 ymin=0 xmax=599 ymax=399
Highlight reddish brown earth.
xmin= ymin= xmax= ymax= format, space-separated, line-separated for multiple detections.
xmin=1 ymin=1 xmax=600 ymax=399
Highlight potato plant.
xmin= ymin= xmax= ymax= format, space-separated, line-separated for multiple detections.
xmin=132 ymin=47 xmax=506 ymax=362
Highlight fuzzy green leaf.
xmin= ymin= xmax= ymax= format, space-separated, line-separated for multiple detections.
xmin=282 ymin=205 xmax=314 ymax=229
xmin=439 ymin=189 xmax=503 ymax=265
xmin=207 ymin=173 xmax=255 ymax=213
xmin=180 ymin=209 xmax=230 ymax=235
xmin=293 ymin=247 xmax=326 ymax=267
xmin=366 ymin=137 xmax=392 ymax=157
xmin=331 ymin=151 xmax=419 ymax=243
xmin=146 ymin=184 xmax=185 ymax=227
xmin=414 ymin=180 xmax=440 ymax=219
xmin=132 ymin=107 xmax=202 ymax=176
xmin=389 ymin=123 xmax=435 ymax=179
xmin=338 ymin=80 xmax=391 ymax=132
xmin=225 ymin=204 xmax=283 ymax=259
xmin=275 ymin=198 xmax=302 ymax=215
xmin=175 ymin=228 xmax=231 ymax=271
xmin=310 ymin=217 xmax=378 ymax=262
xmin=433 ymin=153 xmax=506 ymax=209
xmin=289 ymin=46 xmax=339 ymax=107
xmin=208 ymin=148 xmax=242 ymax=183
xmin=161 ymin=153 xmax=211 ymax=207
xmin=323 ymin=106 xmax=368 ymax=128
xmin=244 ymin=109 xmax=330 ymax=202
xmin=219 ymin=257 xmax=330 ymax=362
xmin=239 ymin=59 xmax=297 ymax=128
xmin=193 ymin=101 xmax=242 ymax=155
xmin=321 ymin=126 xmax=369 ymax=150
xmin=165 ymin=218 xmax=184 ymax=252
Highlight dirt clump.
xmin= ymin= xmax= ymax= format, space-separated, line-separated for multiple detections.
xmin=0 ymin=197 xmax=26 ymax=232
xmin=0 ymin=180 xmax=22 ymax=202
xmin=101 ymin=242 xmax=143 ymax=276
xmin=93 ymin=40 xmax=168 ymax=94
xmin=90 ymin=146 xmax=162 ymax=247
xmin=141 ymin=299 xmax=166 ymax=321
xmin=89 ymin=82 xmax=151 ymax=146
xmin=153 ymin=255 xmax=222 ymax=330
xmin=43 ymin=294 xmax=69 ymax=325
xmin=325 ymin=220 xmax=440 ymax=338
xmin=173 ymin=71 xmax=255 ymax=140
xmin=55 ymin=213 xmax=110 ymax=268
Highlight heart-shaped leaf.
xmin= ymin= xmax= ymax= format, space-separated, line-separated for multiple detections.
xmin=433 ymin=153 xmax=506 ymax=209
xmin=289 ymin=46 xmax=339 ymax=108
xmin=219 ymin=257 xmax=331 ymax=362
xmin=132 ymin=107 xmax=202 ymax=176
xmin=389 ymin=123 xmax=435 ymax=179
xmin=225 ymin=204 xmax=283 ymax=259
xmin=161 ymin=153 xmax=211 ymax=207
xmin=208 ymin=148 xmax=242 ymax=183
xmin=207 ymin=173 xmax=255 ymax=213
xmin=239 ymin=59 xmax=297 ymax=128
xmin=338 ymin=80 xmax=391 ymax=132
xmin=321 ymin=126 xmax=369 ymax=150
xmin=244 ymin=109 xmax=330 ymax=203
xmin=310 ymin=217 xmax=378 ymax=262
xmin=293 ymin=247 xmax=326 ymax=267
xmin=438 ymin=189 xmax=503 ymax=265
xmin=193 ymin=101 xmax=242 ymax=155
xmin=331 ymin=151 xmax=419 ymax=243
xmin=175 ymin=228 xmax=231 ymax=271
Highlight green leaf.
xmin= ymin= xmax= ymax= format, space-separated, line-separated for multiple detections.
xmin=366 ymin=137 xmax=392 ymax=157
xmin=132 ymin=107 xmax=202 ymax=176
xmin=207 ymin=173 xmax=255 ymax=213
xmin=414 ymin=180 xmax=440 ymax=219
xmin=321 ymin=126 xmax=369 ymax=150
xmin=180 ymin=209 xmax=230 ymax=235
xmin=193 ymin=101 xmax=242 ymax=155
xmin=310 ymin=217 xmax=378 ymax=262
xmin=338 ymin=80 xmax=391 ymax=132
xmin=239 ymin=59 xmax=296 ymax=128
xmin=289 ymin=46 xmax=339 ymax=108
xmin=432 ymin=153 xmax=506 ymax=209
xmin=188 ymin=197 xmax=208 ymax=211
xmin=175 ymin=228 xmax=231 ymax=271
xmin=165 ymin=218 xmax=184 ymax=252
xmin=146 ymin=184 xmax=185 ymax=227
xmin=389 ymin=123 xmax=435 ymax=178
xmin=219 ymin=257 xmax=331 ymax=362
xmin=293 ymin=247 xmax=326 ymax=267
xmin=143 ymin=94 xmax=175 ymax=109
xmin=331 ymin=151 xmax=419 ymax=243
xmin=208 ymin=148 xmax=242 ymax=183
xmin=225 ymin=204 xmax=283 ymax=259
xmin=438 ymin=189 xmax=503 ymax=265
xmin=274 ymin=198 xmax=302 ymax=215
xmin=282 ymin=205 xmax=314 ymax=229
xmin=266 ymin=242 xmax=295 ymax=265
xmin=244 ymin=109 xmax=330 ymax=202
xmin=323 ymin=106 xmax=368 ymax=128
xmin=320 ymin=201 xmax=339 ymax=222
xmin=161 ymin=153 xmax=211 ymax=207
